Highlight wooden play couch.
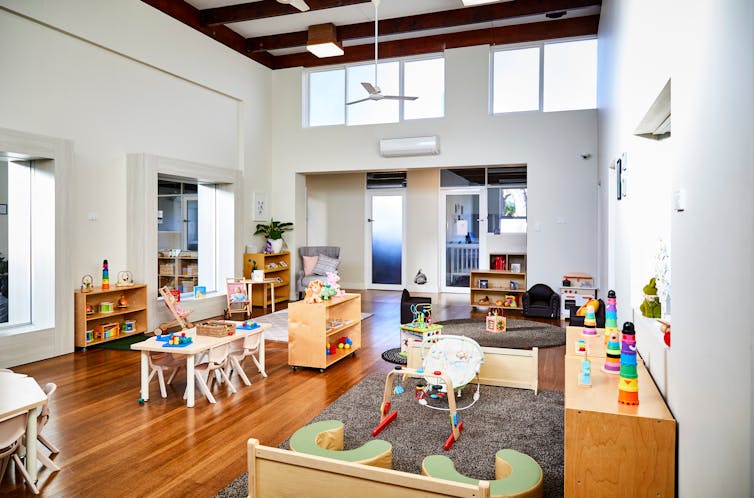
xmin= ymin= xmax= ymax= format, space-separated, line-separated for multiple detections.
xmin=247 ymin=438 xmax=491 ymax=498
xmin=406 ymin=343 xmax=539 ymax=394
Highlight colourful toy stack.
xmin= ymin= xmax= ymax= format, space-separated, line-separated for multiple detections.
xmin=618 ymin=322 xmax=639 ymax=405
xmin=603 ymin=329 xmax=621 ymax=374
xmin=102 ymin=259 xmax=110 ymax=290
xmin=604 ymin=289 xmax=618 ymax=344
xmin=582 ymin=304 xmax=598 ymax=336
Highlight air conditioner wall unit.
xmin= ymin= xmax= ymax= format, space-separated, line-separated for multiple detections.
xmin=379 ymin=136 xmax=440 ymax=157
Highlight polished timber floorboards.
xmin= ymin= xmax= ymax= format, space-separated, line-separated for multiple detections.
xmin=1 ymin=290 xmax=564 ymax=497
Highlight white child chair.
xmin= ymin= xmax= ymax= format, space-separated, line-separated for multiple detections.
xmin=29 ymin=382 xmax=61 ymax=473
xmin=0 ymin=413 xmax=39 ymax=494
xmin=226 ymin=331 xmax=267 ymax=386
xmin=186 ymin=344 xmax=236 ymax=404
xmin=147 ymin=353 xmax=183 ymax=398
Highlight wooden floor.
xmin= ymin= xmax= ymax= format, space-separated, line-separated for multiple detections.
xmin=1 ymin=290 xmax=564 ymax=497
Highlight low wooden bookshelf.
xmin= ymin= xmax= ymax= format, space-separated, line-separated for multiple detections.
xmin=287 ymin=293 xmax=361 ymax=372
xmin=74 ymin=284 xmax=148 ymax=349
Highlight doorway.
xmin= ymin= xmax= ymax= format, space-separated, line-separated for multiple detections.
xmin=366 ymin=189 xmax=405 ymax=289
xmin=440 ymin=188 xmax=485 ymax=292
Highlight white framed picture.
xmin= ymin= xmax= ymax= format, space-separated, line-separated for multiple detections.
xmin=253 ymin=192 xmax=268 ymax=221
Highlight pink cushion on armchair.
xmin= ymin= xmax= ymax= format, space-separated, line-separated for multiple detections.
xmin=302 ymin=255 xmax=319 ymax=276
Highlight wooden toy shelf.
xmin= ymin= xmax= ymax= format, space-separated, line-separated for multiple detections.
xmin=157 ymin=254 xmax=198 ymax=294
xmin=469 ymin=269 xmax=527 ymax=310
xmin=288 ymin=293 xmax=361 ymax=372
xmin=74 ymin=284 xmax=148 ymax=349
xmin=243 ymin=252 xmax=290 ymax=306
xmin=564 ymin=340 xmax=676 ymax=497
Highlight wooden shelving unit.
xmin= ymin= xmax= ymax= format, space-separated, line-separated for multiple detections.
xmin=74 ymin=284 xmax=148 ymax=348
xmin=158 ymin=253 xmax=198 ymax=293
xmin=564 ymin=342 xmax=675 ymax=496
xmin=243 ymin=252 xmax=290 ymax=306
xmin=469 ymin=269 xmax=527 ymax=310
xmin=287 ymin=293 xmax=361 ymax=372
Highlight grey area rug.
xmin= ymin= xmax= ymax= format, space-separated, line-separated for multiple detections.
xmin=436 ymin=318 xmax=566 ymax=349
xmin=216 ymin=374 xmax=564 ymax=498
xmin=256 ymin=309 xmax=373 ymax=342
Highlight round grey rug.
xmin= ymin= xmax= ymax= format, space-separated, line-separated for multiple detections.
xmin=435 ymin=318 xmax=565 ymax=349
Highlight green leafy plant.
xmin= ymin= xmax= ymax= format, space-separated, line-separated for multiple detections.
xmin=254 ymin=219 xmax=293 ymax=240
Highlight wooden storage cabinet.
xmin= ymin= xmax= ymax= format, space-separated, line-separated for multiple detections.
xmin=287 ymin=293 xmax=361 ymax=371
xmin=157 ymin=253 xmax=198 ymax=293
xmin=74 ymin=284 xmax=148 ymax=348
xmin=469 ymin=269 xmax=527 ymax=310
xmin=243 ymin=252 xmax=290 ymax=306
xmin=564 ymin=347 xmax=675 ymax=497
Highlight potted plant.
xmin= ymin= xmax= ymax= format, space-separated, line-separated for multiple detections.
xmin=254 ymin=219 xmax=293 ymax=253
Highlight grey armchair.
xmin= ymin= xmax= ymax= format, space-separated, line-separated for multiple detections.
xmin=296 ymin=246 xmax=341 ymax=299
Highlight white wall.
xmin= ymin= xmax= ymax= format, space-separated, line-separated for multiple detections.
xmin=0 ymin=0 xmax=271 ymax=364
xmin=597 ymin=1 xmax=753 ymax=496
xmin=270 ymin=44 xmax=599 ymax=293
xmin=305 ymin=173 xmax=366 ymax=289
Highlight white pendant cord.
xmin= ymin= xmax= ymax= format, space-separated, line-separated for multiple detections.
xmin=373 ymin=0 xmax=379 ymax=87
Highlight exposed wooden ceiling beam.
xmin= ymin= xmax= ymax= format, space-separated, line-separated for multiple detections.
xmin=247 ymin=0 xmax=601 ymax=52
xmin=141 ymin=0 xmax=273 ymax=67
xmin=272 ymin=15 xmax=599 ymax=69
xmin=200 ymin=0 xmax=372 ymax=26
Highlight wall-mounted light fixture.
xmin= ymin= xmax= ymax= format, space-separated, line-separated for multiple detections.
xmin=307 ymin=23 xmax=344 ymax=58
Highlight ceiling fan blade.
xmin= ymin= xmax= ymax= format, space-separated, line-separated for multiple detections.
xmin=277 ymin=0 xmax=310 ymax=12
xmin=361 ymin=82 xmax=378 ymax=95
xmin=382 ymin=95 xmax=419 ymax=101
xmin=346 ymin=97 xmax=373 ymax=105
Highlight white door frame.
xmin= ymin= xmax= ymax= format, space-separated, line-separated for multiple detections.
xmin=364 ymin=188 xmax=407 ymax=290
xmin=439 ymin=187 xmax=487 ymax=293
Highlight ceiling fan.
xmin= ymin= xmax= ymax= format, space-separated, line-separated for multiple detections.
xmin=277 ymin=0 xmax=310 ymax=12
xmin=346 ymin=0 xmax=418 ymax=105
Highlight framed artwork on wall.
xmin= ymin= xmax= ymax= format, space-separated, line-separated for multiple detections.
xmin=253 ymin=192 xmax=268 ymax=220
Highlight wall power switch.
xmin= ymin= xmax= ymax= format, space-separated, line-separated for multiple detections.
xmin=87 ymin=212 xmax=98 ymax=221
xmin=672 ymin=189 xmax=686 ymax=212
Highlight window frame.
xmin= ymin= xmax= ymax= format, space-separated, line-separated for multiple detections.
xmin=304 ymin=53 xmax=446 ymax=128
xmin=490 ymin=35 xmax=597 ymax=115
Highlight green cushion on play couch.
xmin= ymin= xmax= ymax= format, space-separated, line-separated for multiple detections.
xmin=422 ymin=449 xmax=543 ymax=498
xmin=289 ymin=420 xmax=392 ymax=469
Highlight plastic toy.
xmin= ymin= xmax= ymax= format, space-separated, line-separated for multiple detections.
xmin=574 ymin=339 xmax=588 ymax=355
xmin=503 ymin=295 xmax=517 ymax=308
xmin=578 ymin=356 xmax=592 ymax=387
xmin=102 ymin=259 xmax=110 ymax=290
xmin=605 ymin=290 xmax=618 ymax=328
xmin=602 ymin=329 xmax=621 ymax=374
xmin=80 ymin=274 xmax=94 ymax=293
xmin=582 ymin=305 xmax=598 ymax=336
xmin=236 ymin=320 xmax=260 ymax=331
xmin=640 ymin=277 xmax=662 ymax=318
xmin=618 ymin=322 xmax=639 ymax=405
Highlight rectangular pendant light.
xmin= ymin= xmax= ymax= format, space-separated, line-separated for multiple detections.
xmin=307 ymin=23 xmax=344 ymax=58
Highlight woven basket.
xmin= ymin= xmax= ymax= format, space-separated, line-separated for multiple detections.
xmin=197 ymin=320 xmax=235 ymax=337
